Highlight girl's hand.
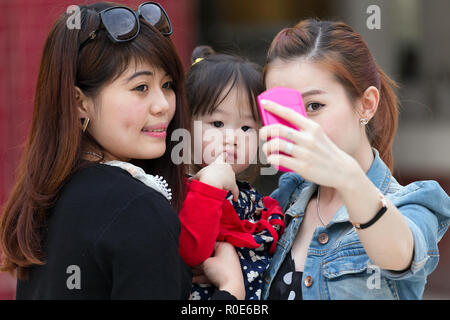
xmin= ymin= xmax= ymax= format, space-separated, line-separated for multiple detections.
xmin=259 ymin=99 xmax=360 ymax=190
xmin=192 ymin=242 xmax=245 ymax=300
xmin=193 ymin=152 xmax=240 ymax=201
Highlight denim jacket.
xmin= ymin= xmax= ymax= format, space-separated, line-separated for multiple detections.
xmin=262 ymin=149 xmax=450 ymax=300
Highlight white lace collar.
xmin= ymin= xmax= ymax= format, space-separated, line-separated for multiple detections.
xmin=103 ymin=160 xmax=172 ymax=202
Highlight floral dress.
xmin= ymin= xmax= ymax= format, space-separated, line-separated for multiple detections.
xmin=186 ymin=180 xmax=285 ymax=300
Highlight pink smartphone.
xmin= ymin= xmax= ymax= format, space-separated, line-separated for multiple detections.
xmin=257 ymin=87 xmax=307 ymax=172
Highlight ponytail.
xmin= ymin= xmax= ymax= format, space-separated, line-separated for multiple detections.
xmin=368 ymin=67 xmax=399 ymax=171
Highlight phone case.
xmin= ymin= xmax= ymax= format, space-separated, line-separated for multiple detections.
xmin=257 ymin=87 xmax=307 ymax=172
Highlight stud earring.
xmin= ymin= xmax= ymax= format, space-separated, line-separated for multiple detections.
xmin=360 ymin=118 xmax=368 ymax=126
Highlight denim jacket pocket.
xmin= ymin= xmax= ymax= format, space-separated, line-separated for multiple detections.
xmin=323 ymin=249 xmax=369 ymax=279
xmin=322 ymin=249 xmax=399 ymax=300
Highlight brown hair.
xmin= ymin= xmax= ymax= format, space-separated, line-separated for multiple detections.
xmin=0 ymin=2 xmax=188 ymax=278
xmin=264 ymin=19 xmax=398 ymax=171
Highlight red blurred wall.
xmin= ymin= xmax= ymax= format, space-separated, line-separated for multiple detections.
xmin=0 ymin=0 xmax=196 ymax=300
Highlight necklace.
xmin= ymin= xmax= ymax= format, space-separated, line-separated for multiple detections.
xmin=316 ymin=186 xmax=327 ymax=227
xmin=83 ymin=151 xmax=103 ymax=160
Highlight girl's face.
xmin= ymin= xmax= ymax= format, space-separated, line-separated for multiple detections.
xmin=265 ymin=59 xmax=367 ymax=158
xmin=192 ymin=85 xmax=259 ymax=174
xmin=81 ymin=61 xmax=176 ymax=162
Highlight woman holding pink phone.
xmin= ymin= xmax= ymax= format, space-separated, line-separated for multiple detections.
xmin=259 ymin=19 xmax=450 ymax=300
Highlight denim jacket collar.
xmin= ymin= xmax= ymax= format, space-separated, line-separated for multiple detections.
xmin=366 ymin=148 xmax=393 ymax=195
xmin=285 ymin=148 xmax=392 ymax=227
xmin=284 ymin=183 xmax=316 ymax=219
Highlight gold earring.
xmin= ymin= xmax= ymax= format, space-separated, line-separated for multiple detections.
xmin=360 ymin=118 xmax=368 ymax=126
xmin=81 ymin=118 xmax=90 ymax=132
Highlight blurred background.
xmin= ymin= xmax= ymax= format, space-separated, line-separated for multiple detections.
xmin=0 ymin=0 xmax=448 ymax=299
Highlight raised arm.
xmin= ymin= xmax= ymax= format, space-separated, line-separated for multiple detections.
xmin=259 ymin=99 xmax=415 ymax=271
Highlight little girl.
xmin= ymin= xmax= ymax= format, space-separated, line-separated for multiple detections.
xmin=178 ymin=46 xmax=285 ymax=300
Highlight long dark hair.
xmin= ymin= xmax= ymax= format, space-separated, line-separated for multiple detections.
xmin=264 ymin=19 xmax=398 ymax=171
xmin=0 ymin=2 xmax=188 ymax=279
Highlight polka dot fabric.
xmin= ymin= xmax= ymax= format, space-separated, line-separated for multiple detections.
xmin=267 ymin=251 xmax=303 ymax=300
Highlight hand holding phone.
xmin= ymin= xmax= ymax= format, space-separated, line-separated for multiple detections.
xmin=257 ymin=87 xmax=307 ymax=172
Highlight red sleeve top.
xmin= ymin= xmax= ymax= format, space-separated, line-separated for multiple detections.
xmin=179 ymin=177 xmax=284 ymax=267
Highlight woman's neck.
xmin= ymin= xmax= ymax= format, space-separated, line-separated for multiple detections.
xmin=352 ymin=141 xmax=375 ymax=175
xmin=82 ymin=149 xmax=131 ymax=163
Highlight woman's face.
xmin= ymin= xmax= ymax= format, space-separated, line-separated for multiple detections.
xmin=192 ymin=85 xmax=259 ymax=174
xmin=265 ymin=59 xmax=366 ymax=158
xmin=83 ymin=61 xmax=176 ymax=162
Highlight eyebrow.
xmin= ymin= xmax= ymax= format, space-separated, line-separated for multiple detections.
xmin=125 ymin=71 xmax=154 ymax=83
xmin=302 ymin=89 xmax=327 ymax=98
xmin=212 ymin=108 xmax=255 ymax=121
xmin=213 ymin=108 xmax=229 ymax=115
xmin=126 ymin=71 xmax=173 ymax=84
xmin=243 ymin=114 xmax=255 ymax=120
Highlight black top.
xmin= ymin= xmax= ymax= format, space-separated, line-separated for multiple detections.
xmin=267 ymin=251 xmax=303 ymax=300
xmin=16 ymin=163 xmax=232 ymax=300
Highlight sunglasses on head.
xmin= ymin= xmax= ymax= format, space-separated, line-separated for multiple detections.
xmin=79 ymin=2 xmax=172 ymax=51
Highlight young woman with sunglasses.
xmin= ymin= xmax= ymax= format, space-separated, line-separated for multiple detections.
xmin=0 ymin=2 xmax=244 ymax=299
xmin=258 ymin=19 xmax=450 ymax=300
